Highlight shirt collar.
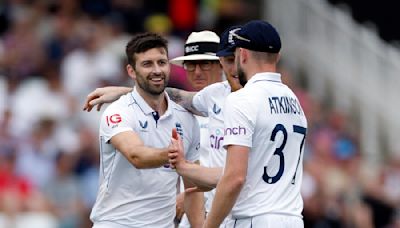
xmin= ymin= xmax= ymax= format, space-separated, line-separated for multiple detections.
xmin=130 ymin=86 xmax=173 ymax=118
xmin=245 ymin=72 xmax=282 ymax=87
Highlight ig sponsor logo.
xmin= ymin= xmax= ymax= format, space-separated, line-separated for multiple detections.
xmin=106 ymin=114 xmax=122 ymax=127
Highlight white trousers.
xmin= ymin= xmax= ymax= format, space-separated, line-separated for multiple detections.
xmin=225 ymin=214 xmax=303 ymax=228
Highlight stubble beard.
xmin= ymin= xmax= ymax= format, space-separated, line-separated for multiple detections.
xmin=136 ymin=72 xmax=168 ymax=96
xmin=237 ymin=64 xmax=247 ymax=87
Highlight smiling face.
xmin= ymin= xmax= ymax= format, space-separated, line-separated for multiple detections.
xmin=219 ymin=55 xmax=242 ymax=92
xmin=127 ymin=47 xmax=170 ymax=96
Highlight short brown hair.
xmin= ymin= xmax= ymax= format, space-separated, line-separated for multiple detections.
xmin=125 ymin=32 xmax=168 ymax=66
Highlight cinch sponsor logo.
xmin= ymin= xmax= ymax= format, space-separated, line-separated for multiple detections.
xmin=224 ymin=126 xmax=247 ymax=136
xmin=106 ymin=114 xmax=122 ymax=126
xmin=210 ymin=128 xmax=224 ymax=149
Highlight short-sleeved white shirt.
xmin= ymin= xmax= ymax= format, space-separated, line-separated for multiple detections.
xmin=196 ymin=115 xmax=211 ymax=167
xmin=90 ymin=87 xmax=200 ymax=228
xmin=192 ymin=81 xmax=231 ymax=213
xmin=223 ymin=73 xmax=307 ymax=219
xmin=178 ymin=115 xmax=211 ymax=228
xmin=193 ymin=81 xmax=231 ymax=168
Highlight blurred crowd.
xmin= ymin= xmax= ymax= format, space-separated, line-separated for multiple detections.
xmin=0 ymin=0 xmax=399 ymax=227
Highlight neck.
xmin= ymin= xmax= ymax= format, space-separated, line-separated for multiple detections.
xmin=136 ymin=86 xmax=168 ymax=115
xmin=245 ymin=63 xmax=276 ymax=81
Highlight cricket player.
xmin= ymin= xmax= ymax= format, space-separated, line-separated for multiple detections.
xmin=90 ymin=32 xmax=203 ymax=228
xmin=204 ymin=20 xmax=308 ymax=228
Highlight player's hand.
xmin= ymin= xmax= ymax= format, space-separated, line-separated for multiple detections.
xmin=175 ymin=192 xmax=185 ymax=221
xmin=83 ymin=86 xmax=132 ymax=112
xmin=169 ymin=128 xmax=185 ymax=169
xmin=185 ymin=185 xmax=214 ymax=193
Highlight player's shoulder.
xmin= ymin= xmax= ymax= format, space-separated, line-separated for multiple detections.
xmin=102 ymin=93 xmax=136 ymax=116
xmin=170 ymin=100 xmax=194 ymax=118
xmin=202 ymin=81 xmax=230 ymax=93
xmin=169 ymin=99 xmax=188 ymax=112
xmin=226 ymin=86 xmax=255 ymax=107
xmin=170 ymin=101 xmax=198 ymax=123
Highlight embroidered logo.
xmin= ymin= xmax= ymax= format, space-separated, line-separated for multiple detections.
xmin=139 ymin=120 xmax=148 ymax=129
xmin=212 ymin=103 xmax=221 ymax=115
xmin=228 ymin=28 xmax=242 ymax=45
xmin=176 ymin=123 xmax=183 ymax=138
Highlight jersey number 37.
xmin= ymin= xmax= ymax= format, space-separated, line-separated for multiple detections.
xmin=263 ymin=124 xmax=307 ymax=185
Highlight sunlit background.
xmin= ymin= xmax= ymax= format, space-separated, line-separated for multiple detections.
xmin=0 ymin=0 xmax=399 ymax=227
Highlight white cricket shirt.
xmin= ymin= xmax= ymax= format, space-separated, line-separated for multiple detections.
xmin=178 ymin=115 xmax=211 ymax=228
xmin=223 ymin=73 xmax=307 ymax=219
xmin=192 ymin=81 xmax=232 ymax=216
xmin=90 ymin=87 xmax=200 ymax=228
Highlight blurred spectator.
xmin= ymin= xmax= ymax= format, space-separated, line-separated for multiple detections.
xmin=75 ymin=126 xmax=100 ymax=227
xmin=60 ymin=17 xmax=122 ymax=103
xmin=0 ymin=142 xmax=32 ymax=214
xmin=109 ymin=0 xmax=147 ymax=34
xmin=15 ymin=117 xmax=58 ymax=189
xmin=0 ymin=4 xmax=46 ymax=82
xmin=9 ymin=66 xmax=71 ymax=136
xmin=44 ymin=13 xmax=81 ymax=66
xmin=43 ymin=151 xmax=85 ymax=228
xmin=0 ymin=112 xmax=54 ymax=225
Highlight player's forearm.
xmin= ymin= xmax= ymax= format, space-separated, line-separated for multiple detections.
xmin=184 ymin=191 xmax=205 ymax=228
xmin=165 ymin=88 xmax=204 ymax=116
xmin=128 ymin=146 xmax=169 ymax=169
xmin=113 ymin=86 xmax=133 ymax=94
xmin=178 ymin=163 xmax=222 ymax=188
xmin=204 ymin=174 xmax=244 ymax=228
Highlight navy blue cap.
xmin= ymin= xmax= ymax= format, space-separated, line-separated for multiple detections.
xmin=216 ymin=25 xmax=242 ymax=57
xmin=231 ymin=20 xmax=281 ymax=53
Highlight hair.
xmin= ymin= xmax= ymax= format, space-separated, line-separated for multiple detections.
xmin=125 ymin=32 xmax=168 ymax=67
xmin=250 ymin=51 xmax=279 ymax=64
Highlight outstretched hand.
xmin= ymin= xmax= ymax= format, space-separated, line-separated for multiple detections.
xmin=169 ymin=128 xmax=184 ymax=169
xmin=83 ymin=86 xmax=132 ymax=112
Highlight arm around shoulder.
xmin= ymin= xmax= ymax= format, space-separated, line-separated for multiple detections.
xmin=166 ymin=88 xmax=205 ymax=116
xmin=83 ymin=86 xmax=133 ymax=112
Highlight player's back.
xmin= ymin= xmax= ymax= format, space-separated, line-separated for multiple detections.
xmin=223 ymin=73 xmax=307 ymax=219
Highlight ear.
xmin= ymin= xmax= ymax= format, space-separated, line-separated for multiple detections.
xmin=126 ymin=64 xmax=136 ymax=80
xmin=240 ymin=48 xmax=248 ymax=64
xmin=276 ymin=52 xmax=281 ymax=63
